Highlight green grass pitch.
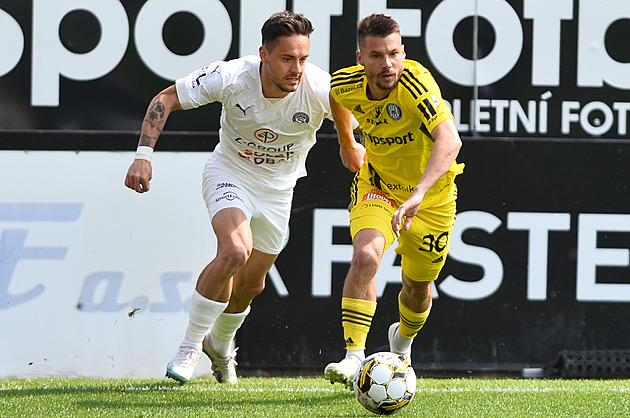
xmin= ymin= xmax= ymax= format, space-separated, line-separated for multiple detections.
xmin=1 ymin=376 xmax=630 ymax=417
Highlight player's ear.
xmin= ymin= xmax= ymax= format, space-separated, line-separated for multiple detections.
xmin=356 ymin=50 xmax=362 ymax=65
xmin=259 ymin=45 xmax=268 ymax=63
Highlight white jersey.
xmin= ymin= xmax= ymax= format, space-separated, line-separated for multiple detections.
xmin=175 ymin=55 xmax=332 ymax=190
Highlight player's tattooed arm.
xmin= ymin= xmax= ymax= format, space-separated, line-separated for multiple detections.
xmin=139 ymin=102 xmax=165 ymax=147
xmin=125 ymin=85 xmax=182 ymax=194
xmin=138 ymin=85 xmax=182 ymax=149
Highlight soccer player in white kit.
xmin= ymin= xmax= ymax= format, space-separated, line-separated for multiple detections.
xmin=124 ymin=11 xmax=364 ymax=384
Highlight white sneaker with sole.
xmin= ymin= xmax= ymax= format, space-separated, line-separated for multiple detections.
xmin=166 ymin=345 xmax=201 ymax=384
xmin=324 ymin=355 xmax=362 ymax=388
xmin=388 ymin=322 xmax=412 ymax=365
xmin=202 ymin=332 xmax=238 ymax=384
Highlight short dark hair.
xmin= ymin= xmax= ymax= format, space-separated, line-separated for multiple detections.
xmin=357 ymin=14 xmax=400 ymax=48
xmin=261 ymin=11 xmax=314 ymax=50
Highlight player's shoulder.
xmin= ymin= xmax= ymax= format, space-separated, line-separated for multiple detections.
xmin=330 ymin=64 xmax=364 ymax=97
xmin=398 ymin=60 xmax=439 ymax=100
xmin=402 ymin=59 xmax=430 ymax=75
xmin=217 ymin=55 xmax=260 ymax=79
xmin=331 ymin=64 xmax=364 ymax=84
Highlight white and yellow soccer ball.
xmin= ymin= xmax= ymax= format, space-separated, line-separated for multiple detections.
xmin=353 ymin=352 xmax=417 ymax=415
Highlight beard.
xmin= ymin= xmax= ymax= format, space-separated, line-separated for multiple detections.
xmin=374 ymin=70 xmax=400 ymax=91
xmin=271 ymin=73 xmax=301 ymax=94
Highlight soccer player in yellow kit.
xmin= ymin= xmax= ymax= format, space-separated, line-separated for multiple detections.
xmin=325 ymin=13 xmax=465 ymax=387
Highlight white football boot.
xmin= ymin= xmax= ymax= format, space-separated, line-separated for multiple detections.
xmin=324 ymin=355 xmax=362 ymax=389
xmin=166 ymin=344 xmax=201 ymax=384
xmin=202 ymin=332 xmax=239 ymax=384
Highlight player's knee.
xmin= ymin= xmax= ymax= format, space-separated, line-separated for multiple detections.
xmin=233 ymin=280 xmax=265 ymax=301
xmin=402 ymin=277 xmax=432 ymax=303
xmin=217 ymin=244 xmax=250 ymax=272
xmin=351 ymin=247 xmax=381 ymax=274
xmin=405 ymin=285 xmax=431 ymax=303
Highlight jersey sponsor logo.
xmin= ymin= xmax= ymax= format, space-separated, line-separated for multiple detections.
xmin=385 ymin=183 xmax=415 ymax=193
xmin=387 ymin=103 xmax=402 ymax=121
xmin=353 ymin=104 xmax=365 ymax=114
xmin=334 ymin=85 xmax=360 ymax=94
xmin=254 ymin=128 xmax=279 ymax=143
xmin=366 ymin=118 xmax=388 ymax=126
xmin=237 ymin=149 xmax=294 ymax=165
xmin=362 ymin=189 xmax=394 ymax=208
xmin=372 ymin=105 xmax=383 ymax=119
xmin=216 ymin=191 xmax=243 ymax=203
xmin=365 ymin=131 xmax=415 ymax=146
xmin=215 ymin=182 xmax=238 ymax=190
xmin=292 ymin=112 xmax=309 ymax=124
xmin=234 ymin=137 xmax=295 ymax=153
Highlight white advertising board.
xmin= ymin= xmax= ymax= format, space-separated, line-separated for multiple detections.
xmin=0 ymin=151 xmax=217 ymax=378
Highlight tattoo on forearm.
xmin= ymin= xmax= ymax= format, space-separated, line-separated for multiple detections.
xmin=143 ymin=100 xmax=166 ymax=133
xmin=149 ymin=101 xmax=166 ymax=121
xmin=139 ymin=134 xmax=156 ymax=147
xmin=139 ymin=99 xmax=168 ymax=147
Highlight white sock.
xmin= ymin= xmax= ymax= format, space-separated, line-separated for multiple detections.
xmin=346 ymin=350 xmax=365 ymax=361
xmin=210 ymin=306 xmax=251 ymax=357
xmin=391 ymin=326 xmax=414 ymax=353
xmin=183 ymin=290 xmax=228 ymax=344
xmin=180 ymin=338 xmax=202 ymax=350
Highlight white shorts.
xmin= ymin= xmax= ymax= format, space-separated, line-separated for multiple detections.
xmin=201 ymin=155 xmax=293 ymax=255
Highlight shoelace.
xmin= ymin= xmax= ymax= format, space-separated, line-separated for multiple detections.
xmin=217 ymin=347 xmax=239 ymax=366
xmin=176 ymin=348 xmax=200 ymax=366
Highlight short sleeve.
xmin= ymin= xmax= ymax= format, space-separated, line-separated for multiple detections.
xmin=175 ymin=62 xmax=224 ymax=110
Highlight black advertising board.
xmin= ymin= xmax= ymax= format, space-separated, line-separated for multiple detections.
xmin=233 ymin=135 xmax=630 ymax=371
xmin=1 ymin=0 xmax=630 ymax=139
xmin=1 ymin=0 xmax=629 ymax=372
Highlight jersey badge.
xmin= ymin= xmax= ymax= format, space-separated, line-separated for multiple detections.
xmin=292 ymin=112 xmax=310 ymax=124
xmin=387 ymin=103 xmax=402 ymax=121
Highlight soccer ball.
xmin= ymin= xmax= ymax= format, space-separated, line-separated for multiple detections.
xmin=353 ymin=352 xmax=417 ymax=415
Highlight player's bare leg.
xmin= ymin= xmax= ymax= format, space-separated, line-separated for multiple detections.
xmin=167 ymin=208 xmax=253 ymax=384
xmin=203 ymin=249 xmax=277 ymax=383
xmin=325 ymin=229 xmax=384 ymax=387
xmin=388 ymin=273 xmax=432 ymax=364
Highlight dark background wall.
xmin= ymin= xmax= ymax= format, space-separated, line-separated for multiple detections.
xmin=1 ymin=0 xmax=629 ymax=372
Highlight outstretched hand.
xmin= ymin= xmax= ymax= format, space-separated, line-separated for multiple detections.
xmin=391 ymin=193 xmax=424 ymax=237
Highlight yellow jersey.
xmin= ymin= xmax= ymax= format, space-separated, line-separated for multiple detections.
xmin=331 ymin=60 xmax=463 ymax=205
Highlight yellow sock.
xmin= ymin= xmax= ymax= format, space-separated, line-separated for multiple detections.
xmin=341 ymin=297 xmax=377 ymax=350
xmin=398 ymin=292 xmax=432 ymax=339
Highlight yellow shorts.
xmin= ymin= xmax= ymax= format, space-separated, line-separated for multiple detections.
xmin=349 ymin=171 xmax=458 ymax=282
